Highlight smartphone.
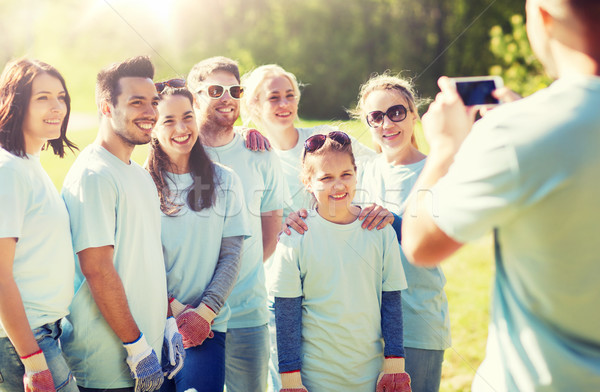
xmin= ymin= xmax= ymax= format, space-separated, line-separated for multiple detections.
xmin=451 ymin=76 xmax=504 ymax=107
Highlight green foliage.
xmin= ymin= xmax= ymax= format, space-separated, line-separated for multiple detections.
xmin=2 ymin=0 xmax=527 ymax=119
xmin=489 ymin=14 xmax=553 ymax=96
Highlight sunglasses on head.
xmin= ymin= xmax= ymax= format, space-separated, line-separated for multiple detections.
xmin=155 ymin=79 xmax=186 ymax=93
xmin=303 ymin=131 xmax=351 ymax=160
xmin=366 ymin=104 xmax=408 ymax=128
xmin=199 ymin=84 xmax=244 ymax=100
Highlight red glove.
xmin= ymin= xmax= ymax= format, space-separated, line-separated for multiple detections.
xmin=21 ymin=350 xmax=56 ymax=392
xmin=376 ymin=358 xmax=411 ymax=392
xmin=176 ymin=303 xmax=215 ymax=348
xmin=280 ymin=371 xmax=308 ymax=392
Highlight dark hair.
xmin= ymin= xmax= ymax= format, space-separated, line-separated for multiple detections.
xmin=300 ymin=126 xmax=356 ymax=185
xmin=147 ymin=87 xmax=217 ymax=215
xmin=95 ymin=56 xmax=155 ymax=109
xmin=568 ymin=0 xmax=600 ymax=58
xmin=187 ymin=56 xmax=240 ymax=93
xmin=0 ymin=58 xmax=76 ymax=157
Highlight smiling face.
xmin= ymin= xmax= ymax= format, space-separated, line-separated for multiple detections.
xmin=194 ymin=70 xmax=240 ymax=131
xmin=363 ymin=88 xmax=417 ymax=157
xmin=107 ymin=76 xmax=159 ymax=146
xmin=257 ymin=75 xmax=298 ymax=132
xmin=154 ymin=94 xmax=198 ymax=168
xmin=304 ymin=150 xmax=357 ymax=222
xmin=22 ymin=72 xmax=68 ymax=154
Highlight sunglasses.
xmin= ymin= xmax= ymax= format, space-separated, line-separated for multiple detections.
xmin=303 ymin=131 xmax=351 ymax=160
xmin=199 ymin=84 xmax=244 ymax=100
xmin=366 ymin=104 xmax=408 ymax=127
xmin=155 ymin=78 xmax=186 ymax=93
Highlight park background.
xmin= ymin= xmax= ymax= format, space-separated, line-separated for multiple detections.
xmin=1 ymin=1 xmax=552 ymax=390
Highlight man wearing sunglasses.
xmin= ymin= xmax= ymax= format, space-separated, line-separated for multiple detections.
xmin=403 ymin=0 xmax=600 ymax=391
xmin=187 ymin=56 xmax=286 ymax=392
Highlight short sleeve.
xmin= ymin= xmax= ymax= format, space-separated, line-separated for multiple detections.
xmin=0 ymin=168 xmax=27 ymax=238
xmin=260 ymin=153 xmax=287 ymax=213
xmin=381 ymin=227 xmax=408 ymax=292
xmin=61 ymin=170 xmax=117 ymax=253
xmin=433 ymin=122 xmax=521 ymax=243
xmin=267 ymin=234 xmax=302 ymax=298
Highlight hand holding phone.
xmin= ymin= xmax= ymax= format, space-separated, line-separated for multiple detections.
xmin=451 ymin=76 xmax=504 ymax=107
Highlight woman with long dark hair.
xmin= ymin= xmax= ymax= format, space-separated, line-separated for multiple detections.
xmin=147 ymin=84 xmax=249 ymax=392
xmin=0 ymin=58 xmax=78 ymax=391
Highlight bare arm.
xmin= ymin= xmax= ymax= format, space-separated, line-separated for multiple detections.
xmin=78 ymin=245 xmax=140 ymax=343
xmin=0 ymin=238 xmax=40 ymax=357
xmin=261 ymin=210 xmax=283 ymax=261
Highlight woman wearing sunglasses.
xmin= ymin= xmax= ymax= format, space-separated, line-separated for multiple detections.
xmin=146 ymin=83 xmax=250 ymax=392
xmin=0 ymin=59 xmax=78 ymax=391
xmin=349 ymin=73 xmax=451 ymax=392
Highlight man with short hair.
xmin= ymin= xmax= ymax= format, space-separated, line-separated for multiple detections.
xmin=61 ymin=56 xmax=182 ymax=391
xmin=402 ymin=0 xmax=600 ymax=390
xmin=187 ymin=56 xmax=286 ymax=392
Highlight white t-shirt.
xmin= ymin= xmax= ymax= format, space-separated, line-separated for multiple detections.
xmin=0 ymin=148 xmax=74 ymax=337
xmin=61 ymin=144 xmax=167 ymax=388
xmin=434 ymin=75 xmax=600 ymax=391
xmin=269 ymin=211 xmax=407 ymax=392
xmin=204 ymin=133 xmax=286 ymax=328
xmin=161 ymin=163 xmax=250 ymax=332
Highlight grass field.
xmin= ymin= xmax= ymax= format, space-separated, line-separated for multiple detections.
xmin=40 ymin=115 xmax=494 ymax=392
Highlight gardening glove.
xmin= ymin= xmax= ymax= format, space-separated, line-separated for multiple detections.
xmin=279 ymin=371 xmax=308 ymax=392
xmin=21 ymin=350 xmax=55 ymax=392
xmin=162 ymin=317 xmax=185 ymax=379
xmin=123 ymin=333 xmax=164 ymax=392
xmin=169 ymin=297 xmax=187 ymax=318
xmin=376 ymin=357 xmax=411 ymax=392
xmin=176 ymin=303 xmax=215 ymax=349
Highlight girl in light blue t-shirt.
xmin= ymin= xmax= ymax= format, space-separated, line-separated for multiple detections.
xmin=146 ymin=85 xmax=249 ymax=392
xmin=268 ymin=131 xmax=411 ymax=392
xmin=0 ymin=59 xmax=78 ymax=392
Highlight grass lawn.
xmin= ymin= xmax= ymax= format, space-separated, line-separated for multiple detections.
xmin=41 ymin=115 xmax=494 ymax=391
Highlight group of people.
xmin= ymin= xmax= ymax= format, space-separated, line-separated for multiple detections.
xmin=1 ymin=0 xmax=600 ymax=391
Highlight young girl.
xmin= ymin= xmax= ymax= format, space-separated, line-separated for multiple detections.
xmin=0 ymin=59 xmax=78 ymax=391
xmin=146 ymin=84 xmax=249 ymax=391
xmin=268 ymin=129 xmax=411 ymax=392
xmin=350 ymin=73 xmax=451 ymax=392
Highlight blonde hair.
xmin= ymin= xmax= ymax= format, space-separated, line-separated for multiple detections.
xmin=240 ymin=64 xmax=301 ymax=127
xmin=349 ymin=72 xmax=424 ymax=149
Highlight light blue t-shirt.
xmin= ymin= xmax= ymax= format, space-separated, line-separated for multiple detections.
xmin=204 ymin=133 xmax=286 ymax=328
xmin=268 ymin=211 xmax=407 ymax=392
xmin=0 ymin=149 xmax=74 ymax=337
xmin=356 ymin=155 xmax=450 ymax=350
xmin=434 ymin=75 xmax=600 ymax=391
xmin=161 ymin=164 xmax=251 ymax=332
xmin=61 ymin=144 xmax=168 ymax=388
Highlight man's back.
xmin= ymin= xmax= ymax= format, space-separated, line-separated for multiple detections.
xmin=434 ymin=75 xmax=600 ymax=390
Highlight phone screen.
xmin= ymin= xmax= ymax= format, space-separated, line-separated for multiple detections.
xmin=456 ymin=80 xmax=499 ymax=106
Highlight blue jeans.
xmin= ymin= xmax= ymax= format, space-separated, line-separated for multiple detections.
xmin=405 ymin=347 xmax=445 ymax=392
xmin=266 ymin=302 xmax=280 ymax=392
xmin=0 ymin=321 xmax=78 ymax=392
xmin=160 ymin=331 xmax=226 ymax=392
xmin=224 ymin=325 xmax=269 ymax=392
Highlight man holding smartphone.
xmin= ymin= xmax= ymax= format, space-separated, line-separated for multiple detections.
xmin=403 ymin=0 xmax=600 ymax=391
